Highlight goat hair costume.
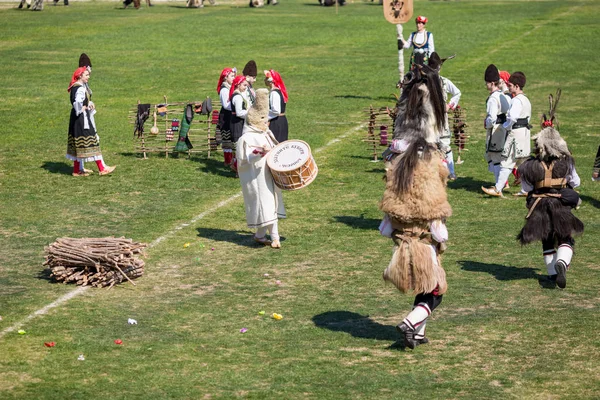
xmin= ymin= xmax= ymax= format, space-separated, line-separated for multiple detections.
xmin=379 ymin=144 xmax=452 ymax=295
xmin=517 ymin=127 xmax=584 ymax=245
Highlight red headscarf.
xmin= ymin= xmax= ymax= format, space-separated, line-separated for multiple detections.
xmin=68 ymin=67 xmax=87 ymax=93
xmin=267 ymin=69 xmax=288 ymax=103
xmin=499 ymin=71 xmax=510 ymax=83
xmin=229 ymin=75 xmax=247 ymax=100
xmin=415 ymin=15 xmax=428 ymax=24
xmin=217 ymin=68 xmax=234 ymax=95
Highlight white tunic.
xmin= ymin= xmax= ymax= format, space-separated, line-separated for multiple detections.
xmin=502 ymin=93 xmax=532 ymax=166
xmin=237 ymin=125 xmax=286 ymax=228
xmin=485 ymin=90 xmax=511 ymax=163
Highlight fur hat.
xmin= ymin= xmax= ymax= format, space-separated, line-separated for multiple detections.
xmin=242 ymin=60 xmax=257 ymax=77
xmin=509 ymin=71 xmax=526 ymax=88
xmin=484 ymin=64 xmax=500 ymax=82
xmin=532 ymin=127 xmax=570 ymax=160
xmin=246 ymin=88 xmax=269 ymax=131
xmin=79 ymin=53 xmax=92 ymax=69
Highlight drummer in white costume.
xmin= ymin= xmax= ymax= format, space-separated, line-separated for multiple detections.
xmin=237 ymin=88 xmax=286 ymax=249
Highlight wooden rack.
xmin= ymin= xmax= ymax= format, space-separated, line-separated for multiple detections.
xmin=128 ymin=95 xmax=222 ymax=159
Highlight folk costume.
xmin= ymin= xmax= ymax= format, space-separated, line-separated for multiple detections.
xmin=402 ymin=16 xmax=435 ymax=71
xmin=517 ymin=125 xmax=583 ymax=289
xmin=237 ymin=88 xmax=286 ymax=249
xmin=428 ymin=53 xmax=461 ymax=180
xmin=501 ymin=72 xmax=532 ymax=196
xmin=380 ymin=139 xmax=451 ymax=349
xmin=483 ymin=64 xmax=511 ymax=194
xmin=265 ymin=69 xmax=289 ymax=143
xmin=242 ymin=60 xmax=258 ymax=106
xmin=230 ymin=76 xmax=250 ymax=144
xmin=217 ymin=68 xmax=235 ymax=166
xmin=66 ymin=67 xmax=115 ymax=177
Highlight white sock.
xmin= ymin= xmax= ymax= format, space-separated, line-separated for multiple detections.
xmin=414 ymin=320 xmax=427 ymax=339
xmin=492 ymin=164 xmax=500 ymax=182
xmin=268 ymin=221 xmax=280 ymax=241
xmin=403 ymin=303 xmax=431 ymax=330
xmin=446 ymin=150 xmax=455 ymax=175
xmin=256 ymin=226 xmax=268 ymax=238
xmin=557 ymin=244 xmax=574 ymax=268
xmin=496 ymin=167 xmax=512 ymax=192
xmin=543 ymin=250 xmax=557 ymax=275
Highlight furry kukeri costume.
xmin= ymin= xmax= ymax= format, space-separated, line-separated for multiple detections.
xmin=379 ymin=139 xmax=452 ymax=348
xmin=517 ymin=119 xmax=583 ymax=288
xmin=393 ymin=64 xmax=446 ymax=146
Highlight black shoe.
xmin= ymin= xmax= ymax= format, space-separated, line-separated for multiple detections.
xmin=539 ymin=274 xmax=557 ymax=289
xmin=555 ymin=261 xmax=567 ymax=289
xmin=416 ymin=337 xmax=429 ymax=345
xmin=396 ymin=322 xmax=418 ymax=349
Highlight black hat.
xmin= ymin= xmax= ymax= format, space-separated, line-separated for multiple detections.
xmin=242 ymin=60 xmax=257 ymax=77
xmin=79 ymin=53 xmax=92 ymax=69
xmin=484 ymin=64 xmax=499 ymax=82
xmin=509 ymin=71 xmax=526 ymax=89
xmin=428 ymin=52 xmax=442 ymax=71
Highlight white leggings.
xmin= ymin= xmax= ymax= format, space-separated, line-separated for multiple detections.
xmin=256 ymin=221 xmax=279 ymax=241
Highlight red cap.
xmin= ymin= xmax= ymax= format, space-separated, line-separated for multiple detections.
xmin=416 ymin=15 xmax=428 ymax=24
xmin=229 ymin=75 xmax=247 ymax=100
xmin=68 ymin=67 xmax=87 ymax=92
xmin=216 ymin=68 xmax=234 ymax=95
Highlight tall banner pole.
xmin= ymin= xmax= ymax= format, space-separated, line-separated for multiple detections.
xmin=383 ymin=0 xmax=413 ymax=84
xmin=397 ymin=23 xmax=404 ymax=82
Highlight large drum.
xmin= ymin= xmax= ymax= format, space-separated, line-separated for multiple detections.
xmin=267 ymin=140 xmax=318 ymax=190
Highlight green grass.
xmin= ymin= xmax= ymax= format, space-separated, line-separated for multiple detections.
xmin=1 ymin=0 xmax=600 ymax=398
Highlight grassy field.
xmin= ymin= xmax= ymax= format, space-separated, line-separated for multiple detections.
xmin=1 ymin=0 xmax=599 ymax=398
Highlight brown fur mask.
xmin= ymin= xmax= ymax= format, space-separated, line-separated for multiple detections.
xmin=246 ymin=88 xmax=269 ymax=131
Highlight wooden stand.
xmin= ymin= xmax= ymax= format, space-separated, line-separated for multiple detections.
xmin=129 ymin=96 xmax=222 ymax=159
xmin=363 ymin=105 xmax=394 ymax=161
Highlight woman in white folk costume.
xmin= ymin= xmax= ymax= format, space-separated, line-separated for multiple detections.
xmin=66 ymin=67 xmax=116 ymax=177
xmin=400 ymin=16 xmax=435 ymax=71
xmin=229 ymin=75 xmax=250 ymax=172
xmin=217 ymin=67 xmax=236 ymax=168
xmin=237 ymin=89 xmax=286 ymax=249
xmin=482 ymin=64 xmax=511 ymax=194
xmin=483 ymin=71 xmax=532 ymax=197
xmin=264 ymin=69 xmax=289 ymax=144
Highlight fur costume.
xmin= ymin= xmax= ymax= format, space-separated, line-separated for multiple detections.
xmin=393 ymin=64 xmax=446 ymax=145
xmin=517 ymin=127 xmax=583 ymax=245
xmin=379 ymin=141 xmax=452 ymax=295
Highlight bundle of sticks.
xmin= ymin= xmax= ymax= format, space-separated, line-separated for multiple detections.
xmin=44 ymin=237 xmax=147 ymax=288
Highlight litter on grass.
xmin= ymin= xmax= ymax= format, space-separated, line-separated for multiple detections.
xmin=128 ymin=318 xmax=138 ymax=325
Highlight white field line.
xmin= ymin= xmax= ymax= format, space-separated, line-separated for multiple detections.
xmin=0 ymin=122 xmax=366 ymax=340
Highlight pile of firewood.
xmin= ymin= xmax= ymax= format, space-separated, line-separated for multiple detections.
xmin=44 ymin=237 xmax=147 ymax=288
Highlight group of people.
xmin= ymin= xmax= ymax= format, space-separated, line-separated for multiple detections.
xmin=216 ymin=61 xmax=289 ymax=174
xmin=482 ymin=65 xmax=533 ymax=198
xmin=380 ymin=16 xmax=586 ymax=349
xmin=215 ymin=61 xmax=290 ymax=248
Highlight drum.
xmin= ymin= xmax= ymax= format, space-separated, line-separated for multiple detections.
xmin=267 ymin=140 xmax=318 ymax=191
